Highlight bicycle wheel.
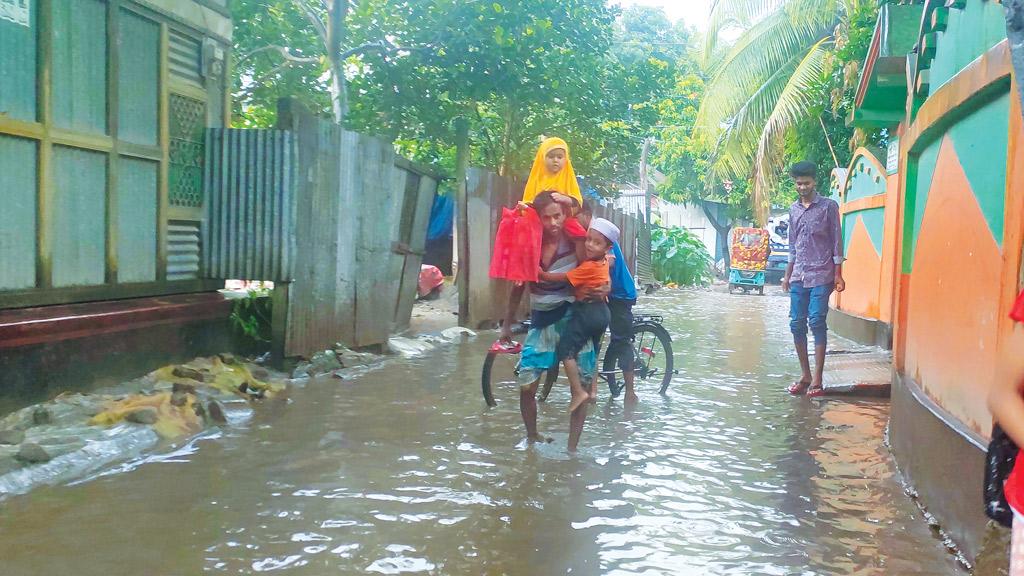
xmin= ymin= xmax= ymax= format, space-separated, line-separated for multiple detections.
xmin=538 ymin=364 xmax=560 ymax=402
xmin=481 ymin=352 xmax=521 ymax=407
xmin=632 ymin=322 xmax=674 ymax=394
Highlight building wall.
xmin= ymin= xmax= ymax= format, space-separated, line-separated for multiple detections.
xmin=0 ymin=0 xmax=231 ymax=309
xmin=613 ymin=192 xmax=719 ymax=260
xmin=835 ymin=150 xmax=890 ymax=322
xmin=900 ymin=90 xmax=1012 ymax=433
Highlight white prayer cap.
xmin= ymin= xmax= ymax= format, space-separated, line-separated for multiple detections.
xmin=589 ymin=218 xmax=620 ymax=245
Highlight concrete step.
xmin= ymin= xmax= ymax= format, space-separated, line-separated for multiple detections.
xmin=821 ymin=350 xmax=892 ymax=398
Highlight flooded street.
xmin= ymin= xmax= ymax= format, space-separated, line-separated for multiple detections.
xmin=0 ymin=289 xmax=962 ymax=575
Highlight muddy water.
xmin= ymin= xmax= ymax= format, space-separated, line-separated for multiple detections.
xmin=0 ymin=290 xmax=962 ymax=575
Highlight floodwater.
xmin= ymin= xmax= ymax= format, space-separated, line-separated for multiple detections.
xmin=0 ymin=289 xmax=963 ymax=575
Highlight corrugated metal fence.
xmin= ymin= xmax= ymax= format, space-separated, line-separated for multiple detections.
xmin=203 ymin=129 xmax=295 ymax=282
xmin=201 ymin=101 xmax=438 ymax=358
xmin=270 ymin=100 xmax=438 ymax=356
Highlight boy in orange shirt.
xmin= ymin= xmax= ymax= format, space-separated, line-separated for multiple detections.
xmin=539 ymin=218 xmax=619 ymax=420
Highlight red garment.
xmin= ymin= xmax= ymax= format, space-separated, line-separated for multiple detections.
xmin=1007 ymin=457 xmax=1024 ymax=515
xmin=565 ymin=217 xmax=587 ymax=239
xmin=1012 ymin=289 xmax=1024 ymax=323
xmin=1003 ymin=291 xmax=1024 ymax=513
xmin=417 ymin=265 xmax=444 ymax=298
xmin=489 ymin=206 xmax=542 ymax=282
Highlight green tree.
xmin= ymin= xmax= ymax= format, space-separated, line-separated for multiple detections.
xmin=697 ymin=0 xmax=873 ymax=224
xmin=232 ymin=0 xmax=427 ymax=125
xmin=346 ymin=0 xmax=616 ymax=174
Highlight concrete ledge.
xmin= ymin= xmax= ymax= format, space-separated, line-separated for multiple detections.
xmin=821 ymin=351 xmax=892 ymax=397
xmin=890 ymin=372 xmax=996 ymax=568
xmin=0 ymin=294 xmax=234 ymax=410
xmin=828 ymin=307 xmax=892 ymax=349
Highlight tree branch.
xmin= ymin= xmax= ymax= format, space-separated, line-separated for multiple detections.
xmin=238 ymin=45 xmax=320 ymax=65
xmin=292 ymin=0 xmax=328 ymax=45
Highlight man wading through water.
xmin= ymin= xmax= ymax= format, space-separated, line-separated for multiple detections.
xmin=782 ymin=161 xmax=845 ymax=397
xmin=501 ymin=192 xmax=606 ymax=452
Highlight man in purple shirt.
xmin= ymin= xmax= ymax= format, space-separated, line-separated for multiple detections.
xmin=782 ymin=161 xmax=845 ymax=397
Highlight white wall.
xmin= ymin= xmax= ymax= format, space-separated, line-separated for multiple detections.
xmin=612 ymin=191 xmax=718 ymax=259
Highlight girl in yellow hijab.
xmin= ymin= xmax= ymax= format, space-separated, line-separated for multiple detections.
xmin=522 ymin=137 xmax=583 ymax=207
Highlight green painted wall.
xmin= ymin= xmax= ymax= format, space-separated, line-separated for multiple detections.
xmin=118 ymin=157 xmax=158 ymax=283
xmin=0 ymin=1 xmax=37 ymax=122
xmin=52 ymin=146 xmax=107 ymax=287
xmin=844 ymin=208 xmax=886 ymax=257
xmin=928 ymin=1 xmax=1006 ymax=93
xmin=52 ymin=0 xmax=108 ymax=135
xmin=0 ymin=136 xmax=38 ymax=290
xmin=903 ymin=137 xmax=941 ymax=274
xmin=845 ymin=156 xmax=887 ymax=202
xmin=118 ymin=10 xmax=159 ymax=146
xmin=950 ymin=92 xmax=1009 ymax=247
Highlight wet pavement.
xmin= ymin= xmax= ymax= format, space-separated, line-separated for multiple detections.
xmin=0 ymin=289 xmax=963 ymax=575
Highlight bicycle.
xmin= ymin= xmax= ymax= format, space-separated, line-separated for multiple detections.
xmin=480 ymin=312 xmax=675 ymax=407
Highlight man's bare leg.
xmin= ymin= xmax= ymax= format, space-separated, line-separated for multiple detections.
xmin=794 ymin=338 xmax=812 ymax=389
xmin=810 ymin=344 xmax=826 ymax=392
xmin=520 ymin=377 xmax=548 ymax=443
xmin=623 ymin=369 xmax=638 ymax=403
xmin=564 ymin=359 xmax=590 ymax=414
xmin=568 ymin=400 xmax=588 ymax=452
xmin=588 ymin=373 xmax=599 ymax=403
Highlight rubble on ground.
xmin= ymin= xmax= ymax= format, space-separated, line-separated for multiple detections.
xmin=0 ymin=355 xmax=287 ymax=498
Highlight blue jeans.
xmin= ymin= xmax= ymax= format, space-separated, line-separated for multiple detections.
xmin=790 ymin=281 xmax=833 ymax=346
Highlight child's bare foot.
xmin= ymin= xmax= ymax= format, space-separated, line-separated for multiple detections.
xmin=526 ymin=433 xmax=553 ymax=444
xmin=569 ymin=391 xmax=589 ymax=414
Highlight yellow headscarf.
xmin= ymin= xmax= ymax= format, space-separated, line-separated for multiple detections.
xmin=522 ymin=137 xmax=582 ymax=205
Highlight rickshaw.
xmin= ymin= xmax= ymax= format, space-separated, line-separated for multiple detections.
xmin=728 ymin=227 xmax=770 ymax=295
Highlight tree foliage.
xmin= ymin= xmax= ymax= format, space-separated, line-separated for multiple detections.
xmin=697 ymin=0 xmax=873 ymax=224
xmin=651 ymin=226 xmax=714 ymax=286
xmin=231 ymin=1 xmax=706 ymax=193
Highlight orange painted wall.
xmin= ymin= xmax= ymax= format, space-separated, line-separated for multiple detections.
xmin=878 ymin=172 xmax=901 ymax=325
xmin=892 ymin=44 xmax=1024 ymax=436
xmin=902 ymin=138 xmax=1003 ymax=433
xmin=995 ymin=85 xmax=1024 ymax=393
xmin=835 ymin=150 xmax=897 ymax=324
xmin=838 ymin=218 xmax=883 ymax=319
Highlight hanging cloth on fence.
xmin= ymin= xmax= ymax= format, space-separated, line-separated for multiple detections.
xmin=426 ymin=193 xmax=454 ymax=241
xmin=489 ymin=206 xmax=543 ymax=282
xmin=521 ymin=138 xmax=582 ymax=206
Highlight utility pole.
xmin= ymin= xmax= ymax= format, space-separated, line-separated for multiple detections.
xmin=453 ymin=117 xmax=471 ymax=327
xmin=637 ymin=137 xmax=655 ymax=289
xmin=640 ymin=137 xmax=653 ymax=227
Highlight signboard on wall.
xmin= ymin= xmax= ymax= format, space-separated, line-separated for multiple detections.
xmin=0 ymin=0 xmax=29 ymax=27
xmin=886 ymin=138 xmax=899 ymax=175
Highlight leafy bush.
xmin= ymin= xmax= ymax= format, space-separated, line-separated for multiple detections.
xmin=651 ymin=226 xmax=713 ymax=287
xmin=230 ymin=288 xmax=273 ymax=346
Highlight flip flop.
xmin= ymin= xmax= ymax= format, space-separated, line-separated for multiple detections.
xmin=806 ymin=385 xmax=825 ymax=398
xmin=489 ymin=340 xmax=522 ymax=354
xmin=788 ymin=381 xmax=810 ymax=395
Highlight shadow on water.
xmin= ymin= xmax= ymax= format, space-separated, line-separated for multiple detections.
xmin=0 ymin=289 xmax=964 ymax=575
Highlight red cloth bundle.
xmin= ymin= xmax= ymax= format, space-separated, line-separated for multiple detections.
xmin=564 ymin=217 xmax=587 ymax=239
xmin=1011 ymin=289 xmax=1024 ymax=322
xmin=489 ymin=206 xmax=542 ymax=282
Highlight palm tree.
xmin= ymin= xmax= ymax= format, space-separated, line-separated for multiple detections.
xmin=697 ymin=0 xmax=864 ymax=224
